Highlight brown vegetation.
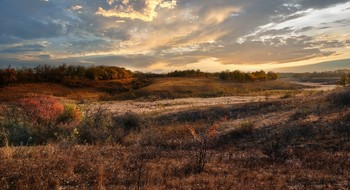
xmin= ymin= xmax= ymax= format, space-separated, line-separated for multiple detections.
xmin=0 ymin=85 xmax=349 ymax=189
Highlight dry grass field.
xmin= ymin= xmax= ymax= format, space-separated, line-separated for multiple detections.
xmin=116 ymin=77 xmax=308 ymax=100
xmin=0 ymin=78 xmax=308 ymax=103
xmin=0 ymin=79 xmax=349 ymax=189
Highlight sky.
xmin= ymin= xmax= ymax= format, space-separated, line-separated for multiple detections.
xmin=0 ymin=0 xmax=350 ymax=72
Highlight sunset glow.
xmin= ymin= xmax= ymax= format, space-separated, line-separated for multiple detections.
xmin=0 ymin=0 xmax=350 ymax=72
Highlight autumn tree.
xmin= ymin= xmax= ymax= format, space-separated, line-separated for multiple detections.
xmin=0 ymin=66 xmax=17 ymax=85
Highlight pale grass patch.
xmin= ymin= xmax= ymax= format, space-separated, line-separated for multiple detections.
xmin=2 ymin=140 xmax=14 ymax=160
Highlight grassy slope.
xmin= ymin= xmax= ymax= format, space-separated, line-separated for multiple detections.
xmin=114 ymin=77 xmax=307 ymax=100
xmin=0 ymin=83 xmax=107 ymax=102
xmin=1 ymin=88 xmax=349 ymax=189
xmin=0 ymin=77 xmax=307 ymax=102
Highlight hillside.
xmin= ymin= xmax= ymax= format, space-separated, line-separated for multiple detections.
xmin=0 ymin=77 xmax=309 ymax=103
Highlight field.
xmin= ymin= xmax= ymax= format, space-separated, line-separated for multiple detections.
xmin=0 ymin=78 xmax=349 ymax=189
xmin=0 ymin=77 xmax=307 ymax=102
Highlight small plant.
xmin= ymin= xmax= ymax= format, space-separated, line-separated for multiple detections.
xmin=2 ymin=138 xmax=14 ymax=160
xmin=188 ymin=117 xmax=226 ymax=173
xmin=236 ymin=121 xmax=254 ymax=136
xmin=262 ymin=138 xmax=288 ymax=161
xmin=59 ymin=104 xmax=82 ymax=123
xmin=281 ymin=92 xmax=293 ymax=99
xmin=264 ymin=91 xmax=271 ymax=101
xmin=114 ymin=113 xmax=141 ymax=132
xmin=290 ymin=108 xmax=311 ymax=120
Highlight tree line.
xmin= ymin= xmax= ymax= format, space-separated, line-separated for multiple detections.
xmin=218 ymin=70 xmax=278 ymax=82
xmin=0 ymin=65 xmax=133 ymax=85
xmin=165 ymin=69 xmax=279 ymax=82
xmin=0 ymin=64 xmax=279 ymax=86
xmin=285 ymin=69 xmax=350 ymax=79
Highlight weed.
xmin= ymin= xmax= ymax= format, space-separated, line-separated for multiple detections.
xmin=188 ymin=117 xmax=226 ymax=173
xmin=290 ymin=108 xmax=312 ymax=120
xmin=281 ymin=92 xmax=293 ymax=99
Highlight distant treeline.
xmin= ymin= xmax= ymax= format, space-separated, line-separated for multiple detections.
xmin=0 ymin=65 xmax=133 ymax=85
xmin=164 ymin=69 xmax=278 ymax=82
xmin=279 ymin=69 xmax=350 ymax=79
xmin=166 ymin=69 xmax=213 ymax=77
xmin=0 ymin=64 xmax=278 ymax=86
xmin=218 ymin=70 xmax=278 ymax=82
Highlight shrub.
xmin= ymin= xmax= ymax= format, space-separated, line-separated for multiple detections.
xmin=281 ymin=92 xmax=293 ymax=99
xmin=114 ymin=113 xmax=141 ymax=132
xmin=236 ymin=121 xmax=254 ymax=136
xmin=187 ymin=117 xmax=226 ymax=174
xmin=328 ymin=87 xmax=350 ymax=106
xmin=78 ymin=107 xmax=128 ymax=145
xmin=59 ymin=104 xmax=82 ymax=123
xmin=18 ymin=96 xmax=64 ymax=125
xmin=0 ymin=124 xmax=32 ymax=146
xmin=78 ymin=106 xmax=112 ymax=144
xmin=0 ymin=95 xmax=82 ymax=146
xmin=262 ymin=138 xmax=289 ymax=161
xmin=290 ymin=108 xmax=311 ymax=120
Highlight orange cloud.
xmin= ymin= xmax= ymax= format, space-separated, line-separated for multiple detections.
xmin=96 ymin=0 xmax=177 ymax=22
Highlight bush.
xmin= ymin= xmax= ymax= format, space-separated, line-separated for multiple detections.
xmin=290 ymin=108 xmax=311 ymax=120
xmin=262 ymin=138 xmax=289 ymax=161
xmin=236 ymin=121 xmax=254 ymax=136
xmin=281 ymin=92 xmax=293 ymax=99
xmin=219 ymin=121 xmax=254 ymax=142
xmin=0 ymin=95 xmax=81 ymax=146
xmin=18 ymin=96 xmax=64 ymax=124
xmin=77 ymin=107 xmax=132 ymax=145
xmin=328 ymin=87 xmax=350 ymax=106
xmin=0 ymin=124 xmax=32 ymax=146
xmin=114 ymin=113 xmax=141 ymax=132
xmin=59 ymin=104 xmax=82 ymax=123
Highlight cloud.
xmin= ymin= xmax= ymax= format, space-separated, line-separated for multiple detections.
xmin=71 ymin=5 xmax=83 ymax=10
xmin=96 ymin=0 xmax=177 ymax=22
xmin=0 ymin=0 xmax=350 ymax=72
xmin=1 ymin=44 xmax=46 ymax=54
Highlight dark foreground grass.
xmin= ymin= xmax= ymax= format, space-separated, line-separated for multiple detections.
xmin=0 ymin=87 xmax=350 ymax=189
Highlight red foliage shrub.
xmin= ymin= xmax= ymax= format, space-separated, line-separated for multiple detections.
xmin=18 ymin=95 xmax=64 ymax=124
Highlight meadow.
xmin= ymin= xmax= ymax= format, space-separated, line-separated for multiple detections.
xmin=0 ymin=69 xmax=349 ymax=189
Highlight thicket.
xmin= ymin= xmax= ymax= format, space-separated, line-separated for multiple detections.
xmin=0 ymin=95 xmax=143 ymax=146
xmin=166 ymin=69 xmax=213 ymax=77
xmin=218 ymin=70 xmax=278 ymax=82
